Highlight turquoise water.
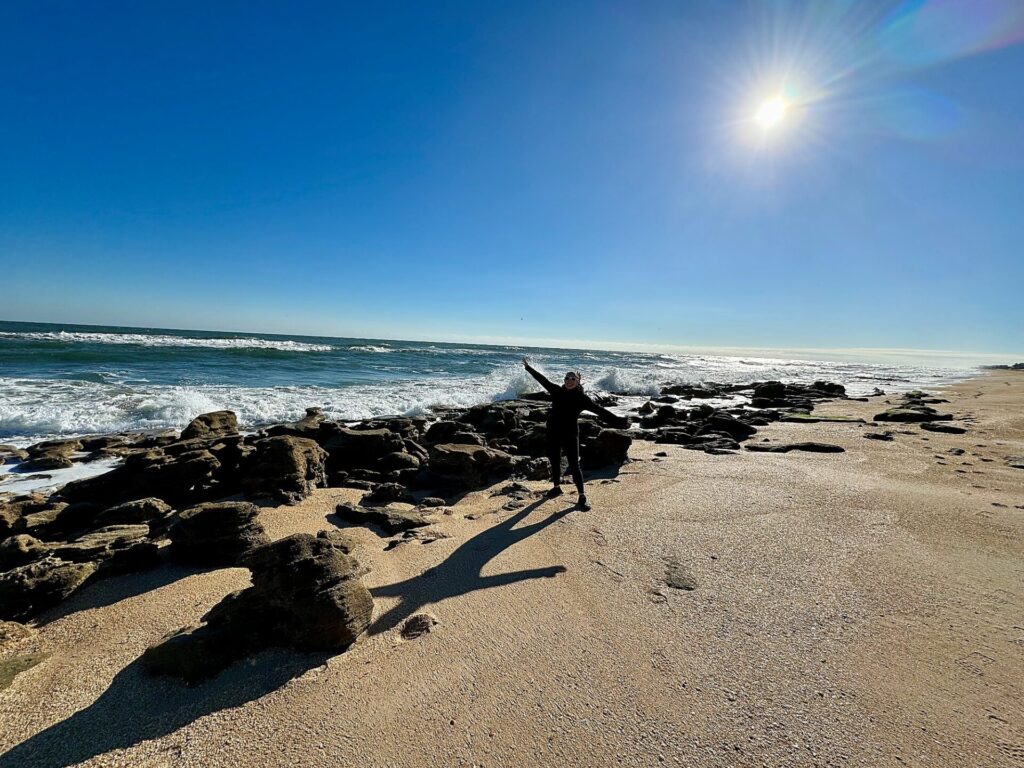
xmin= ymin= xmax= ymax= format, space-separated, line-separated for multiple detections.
xmin=0 ymin=320 xmax=974 ymax=444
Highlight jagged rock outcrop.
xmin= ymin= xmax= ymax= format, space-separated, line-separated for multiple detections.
xmin=427 ymin=443 xmax=514 ymax=488
xmin=0 ymin=557 xmax=99 ymax=621
xmin=167 ymin=501 xmax=269 ymax=566
xmin=95 ymin=497 xmax=173 ymax=529
xmin=51 ymin=524 xmax=161 ymax=574
xmin=241 ymin=436 xmax=327 ymax=505
xmin=180 ymin=410 xmax=238 ymax=441
xmin=141 ymin=532 xmax=373 ymax=682
xmin=334 ymin=501 xmax=429 ymax=535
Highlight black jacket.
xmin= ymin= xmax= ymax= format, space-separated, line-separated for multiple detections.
xmin=524 ymin=363 xmax=628 ymax=433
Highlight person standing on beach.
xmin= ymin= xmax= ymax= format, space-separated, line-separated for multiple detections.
xmin=522 ymin=357 xmax=629 ymax=511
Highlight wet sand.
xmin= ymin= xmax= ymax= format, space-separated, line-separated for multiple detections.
xmin=1 ymin=371 xmax=1022 ymax=767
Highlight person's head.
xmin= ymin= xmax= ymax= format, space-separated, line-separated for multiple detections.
xmin=563 ymin=370 xmax=581 ymax=390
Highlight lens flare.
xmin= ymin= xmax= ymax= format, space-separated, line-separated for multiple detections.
xmin=755 ymin=96 xmax=789 ymax=129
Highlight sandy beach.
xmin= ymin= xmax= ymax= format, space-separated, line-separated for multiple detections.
xmin=1 ymin=371 xmax=1022 ymax=767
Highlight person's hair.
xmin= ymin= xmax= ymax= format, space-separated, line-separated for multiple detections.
xmin=565 ymin=370 xmax=583 ymax=384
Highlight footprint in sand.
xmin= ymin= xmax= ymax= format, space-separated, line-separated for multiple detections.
xmin=954 ymin=651 xmax=995 ymax=677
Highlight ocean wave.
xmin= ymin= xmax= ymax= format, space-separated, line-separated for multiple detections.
xmin=346 ymin=344 xmax=393 ymax=353
xmin=0 ymin=348 xmax=974 ymax=445
xmin=592 ymin=368 xmax=662 ymax=396
xmin=0 ymin=331 xmax=334 ymax=353
xmin=0 ymin=365 xmax=538 ymax=444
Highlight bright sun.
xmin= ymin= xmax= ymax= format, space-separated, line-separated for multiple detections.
xmin=755 ymin=96 xmax=789 ymax=129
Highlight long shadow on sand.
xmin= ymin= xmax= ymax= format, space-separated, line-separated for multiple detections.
xmin=368 ymin=497 xmax=574 ymax=635
xmin=38 ymin=560 xmax=209 ymax=626
xmin=0 ymin=648 xmax=331 ymax=768
xmin=1 ymin=499 xmax=574 ymax=767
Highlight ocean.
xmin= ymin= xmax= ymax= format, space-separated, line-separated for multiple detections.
xmin=0 ymin=320 xmax=979 ymax=447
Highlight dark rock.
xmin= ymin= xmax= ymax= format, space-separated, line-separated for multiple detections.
xmin=654 ymin=428 xmax=693 ymax=445
xmin=168 ymin=501 xmax=269 ymax=566
xmin=19 ymin=451 xmax=75 ymax=471
xmin=745 ymin=442 xmax=845 ymax=454
xmin=637 ymin=401 xmax=657 ymax=415
xmin=703 ymin=413 xmax=757 ymax=440
xmin=361 ymin=483 xmax=414 ymax=506
xmin=1 ymin=495 xmax=59 ymax=537
xmin=15 ymin=502 xmax=70 ymax=538
xmin=265 ymin=407 xmax=325 ymax=439
xmin=95 ymin=497 xmax=173 ymax=529
xmin=0 ymin=446 xmax=29 ymax=465
xmin=428 ymin=443 xmax=514 ymax=488
xmin=513 ymin=456 xmax=550 ymax=480
xmin=920 ymin=422 xmax=967 ymax=435
xmin=874 ymin=407 xmax=953 ymax=422
xmin=377 ymin=451 xmax=421 ymax=472
xmin=45 ymin=502 xmax=105 ymax=538
xmin=401 ymin=612 xmax=439 ymax=640
xmin=863 ymin=432 xmax=894 ymax=441
xmin=0 ymin=557 xmax=99 ymax=621
xmin=581 ymin=429 xmax=632 ymax=467
xmin=180 ymin=410 xmax=238 ymax=441
xmin=334 ymin=502 xmax=429 ymax=535
xmin=424 ymin=420 xmax=462 ymax=444
xmin=320 ymin=427 xmax=405 ymax=471
xmin=142 ymin=532 xmax=373 ymax=681
xmin=52 ymin=525 xmax=160 ymax=574
xmin=61 ymin=448 xmax=221 ymax=507
xmin=241 ymin=436 xmax=327 ymax=505
xmin=0 ymin=535 xmax=47 ymax=570
xmin=419 ymin=496 xmax=447 ymax=508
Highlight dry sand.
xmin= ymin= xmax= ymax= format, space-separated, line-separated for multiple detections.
xmin=1 ymin=372 xmax=1022 ymax=767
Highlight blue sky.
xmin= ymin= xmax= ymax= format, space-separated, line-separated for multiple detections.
xmin=2 ymin=0 xmax=1022 ymax=356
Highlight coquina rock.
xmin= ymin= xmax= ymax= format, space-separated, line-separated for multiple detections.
xmin=94 ymin=497 xmax=173 ymax=529
xmin=320 ymin=426 xmax=405 ymax=471
xmin=334 ymin=501 xmax=429 ymax=535
xmin=427 ymin=443 xmax=513 ymax=488
xmin=0 ymin=446 xmax=29 ymax=465
xmin=0 ymin=557 xmax=99 ymax=621
xmin=51 ymin=524 xmax=161 ymax=574
xmin=167 ymin=502 xmax=269 ymax=566
xmin=180 ymin=410 xmax=239 ymax=441
xmin=61 ymin=448 xmax=222 ymax=506
xmin=241 ymin=436 xmax=327 ymax=505
xmin=141 ymin=532 xmax=373 ymax=681
xmin=581 ymin=429 xmax=633 ymax=467
xmin=0 ymin=535 xmax=47 ymax=571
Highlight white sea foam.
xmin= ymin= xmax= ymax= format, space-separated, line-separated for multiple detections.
xmin=0 ymin=458 xmax=120 ymax=495
xmin=0 ymin=331 xmax=334 ymax=352
xmin=346 ymin=344 xmax=393 ymax=353
xmin=0 ymin=354 xmax=974 ymax=445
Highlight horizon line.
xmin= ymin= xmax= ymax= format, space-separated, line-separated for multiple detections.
xmin=1 ymin=316 xmax=1021 ymax=365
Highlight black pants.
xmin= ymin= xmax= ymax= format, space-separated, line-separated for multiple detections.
xmin=548 ymin=427 xmax=584 ymax=494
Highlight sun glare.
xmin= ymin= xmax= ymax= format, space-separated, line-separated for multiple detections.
xmin=755 ymin=96 xmax=789 ymax=129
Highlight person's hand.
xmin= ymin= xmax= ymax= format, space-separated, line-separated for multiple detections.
xmin=522 ymin=356 xmax=530 ymax=368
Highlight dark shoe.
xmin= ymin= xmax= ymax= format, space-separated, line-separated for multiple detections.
xmin=577 ymin=495 xmax=591 ymax=511
xmin=546 ymin=486 xmax=563 ymax=498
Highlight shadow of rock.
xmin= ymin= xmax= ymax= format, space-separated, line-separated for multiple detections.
xmin=368 ymin=498 xmax=573 ymax=636
xmin=0 ymin=648 xmax=329 ymax=768
xmin=36 ymin=559 xmax=212 ymax=627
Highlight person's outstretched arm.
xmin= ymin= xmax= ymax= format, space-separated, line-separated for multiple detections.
xmin=582 ymin=395 xmax=630 ymax=429
xmin=522 ymin=357 xmax=560 ymax=395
